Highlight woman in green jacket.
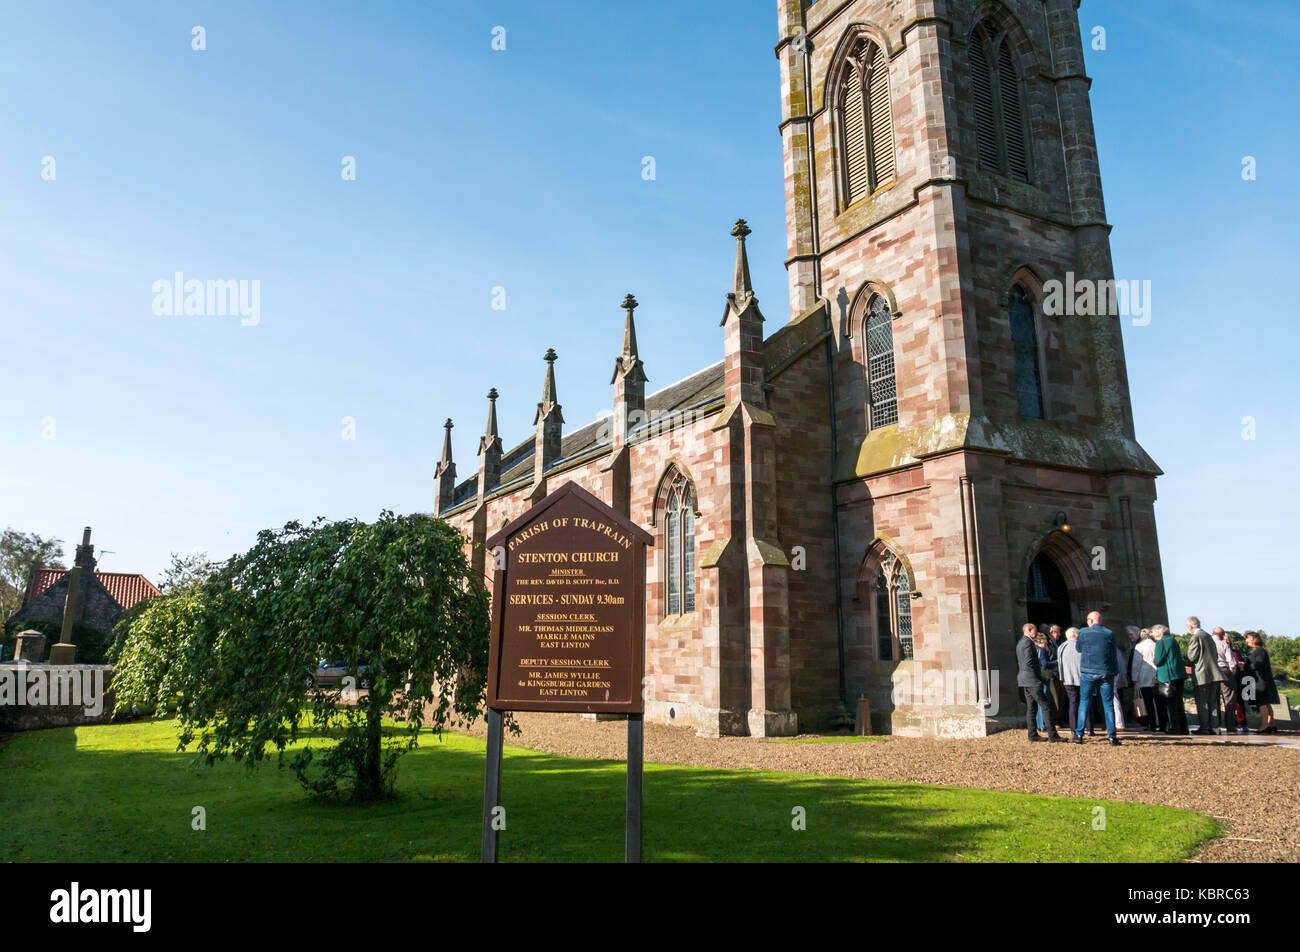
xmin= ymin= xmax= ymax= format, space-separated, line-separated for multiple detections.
xmin=1152 ymin=625 xmax=1189 ymax=734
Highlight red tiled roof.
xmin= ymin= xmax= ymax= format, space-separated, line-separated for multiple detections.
xmin=26 ymin=568 xmax=161 ymax=611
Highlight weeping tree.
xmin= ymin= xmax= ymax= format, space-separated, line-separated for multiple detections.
xmin=114 ymin=511 xmax=490 ymax=801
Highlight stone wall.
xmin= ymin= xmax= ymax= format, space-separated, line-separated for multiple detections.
xmin=0 ymin=664 xmax=116 ymax=731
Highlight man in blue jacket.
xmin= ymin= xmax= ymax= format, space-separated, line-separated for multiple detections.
xmin=1075 ymin=610 xmax=1121 ymax=746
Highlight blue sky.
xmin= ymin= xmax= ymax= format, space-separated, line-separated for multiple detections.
xmin=0 ymin=1 xmax=1295 ymax=634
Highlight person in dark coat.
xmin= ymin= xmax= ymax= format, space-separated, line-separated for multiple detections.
xmin=1245 ymin=631 xmax=1280 ymax=734
xmin=1017 ymin=622 xmax=1061 ymax=742
xmin=1046 ymin=625 xmax=1069 ymax=727
xmin=1151 ymin=624 xmax=1188 ymax=735
xmin=1035 ymin=631 xmax=1061 ymax=731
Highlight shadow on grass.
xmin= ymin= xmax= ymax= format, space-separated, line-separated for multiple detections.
xmin=0 ymin=720 xmax=1218 ymax=863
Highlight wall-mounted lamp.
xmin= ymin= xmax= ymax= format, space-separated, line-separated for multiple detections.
xmin=1053 ymin=511 xmax=1070 ymax=533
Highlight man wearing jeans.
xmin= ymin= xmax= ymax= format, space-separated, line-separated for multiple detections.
xmin=1074 ymin=611 xmax=1121 ymax=746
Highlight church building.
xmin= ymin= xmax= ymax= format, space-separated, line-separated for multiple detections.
xmin=433 ymin=0 xmax=1167 ymax=738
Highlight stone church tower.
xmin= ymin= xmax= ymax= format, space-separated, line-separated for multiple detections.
xmin=775 ymin=0 xmax=1166 ymax=732
xmin=435 ymin=0 xmax=1166 ymax=738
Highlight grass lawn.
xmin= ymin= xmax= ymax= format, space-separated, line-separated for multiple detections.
xmin=0 ymin=719 xmax=1218 ymax=862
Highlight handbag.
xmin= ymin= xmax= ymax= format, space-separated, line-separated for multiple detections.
xmin=1156 ymin=680 xmax=1175 ymax=699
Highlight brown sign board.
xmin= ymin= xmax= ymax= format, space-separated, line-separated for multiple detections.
xmin=485 ymin=481 xmax=653 ymax=715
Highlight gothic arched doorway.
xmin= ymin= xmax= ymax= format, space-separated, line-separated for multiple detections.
xmin=1026 ymin=552 xmax=1071 ymax=630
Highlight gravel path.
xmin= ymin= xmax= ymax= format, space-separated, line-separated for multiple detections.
xmin=456 ymin=713 xmax=1300 ymax=862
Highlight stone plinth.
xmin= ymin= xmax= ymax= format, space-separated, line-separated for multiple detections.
xmin=48 ymin=643 xmax=77 ymax=665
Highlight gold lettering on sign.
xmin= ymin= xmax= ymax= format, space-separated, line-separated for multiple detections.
xmin=488 ymin=484 xmax=647 ymax=714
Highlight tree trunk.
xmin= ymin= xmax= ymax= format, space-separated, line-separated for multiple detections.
xmin=357 ymin=689 xmax=383 ymax=801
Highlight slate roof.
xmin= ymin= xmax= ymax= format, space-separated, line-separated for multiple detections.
xmin=449 ymin=360 xmax=725 ymax=508
xmin=26 ymin=568 xmax=161 ymax=611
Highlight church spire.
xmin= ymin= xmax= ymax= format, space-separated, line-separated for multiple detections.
xmin=720 ymin=218 xmax=767 ymax=408
xmin=621 ymin=294 xmax=639 ymax=362
xmin=434 ymin=418 xmax=457 ymax=517
xmin=541 ymin=347 xmax=559 ymax=408
xmin=482 ymin=388 xmax=499 ymax=443
xmin=532 ymin=350 xmax=564 ymax=497
xmin=731 ymin=218 xmax=753 ymax=298
xmin=611 ymin=294 xmax=647 ymax=385
xmin=610 ymin=293 xmax=647 ymax=454
xmin=439 ymin=418 xmax=454 ymax=467
xmin=477 ymin=388 xmax=503 ymax=504
xmin=534 ymin=349 xmax=564 ymax=427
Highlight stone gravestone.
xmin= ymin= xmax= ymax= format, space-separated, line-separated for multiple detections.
xmin=13 ymin=630 xmax=47 ymax=662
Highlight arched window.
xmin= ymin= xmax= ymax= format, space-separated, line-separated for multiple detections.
xmin=663 ymin=471 xmax=696 ymax=615
xmin=865 ymin=294 xmax=898 ymax=429
xmin=969 ymin=20 xmax=1030 ymax=181
xmin=895 ymin=569 xmax=914 ymax=659
xmin=873 ymin=552 xmax=914 ymax=662
xmin=1009 ymin=283 xmax=1043 ymax=418
xmin=836 ymin=38 xmax=895 ymax=205
xmin=875 ymin=569 xmax=892 ymax=660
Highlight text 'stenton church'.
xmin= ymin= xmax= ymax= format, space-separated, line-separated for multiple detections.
xmin=433 ymin=0 xmax=1165 ymax=738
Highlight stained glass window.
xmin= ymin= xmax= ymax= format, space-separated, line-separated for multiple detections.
xmin=875 ymin=556 xmax=915 ymax=662
xmin=1009 ymin=283 xmax=1043 ymax=419
xmin=663 ymin=472 xmax=697 ymax=617
xmin=896 ymin=570 xmax=914 ymax=660
xmin=866 ymin=295 xmax=898 ymax=429
xmin=876 ymin=568 xmax=893 ymax=660
xmin=666 ymin=506 xmax=680 ymax=615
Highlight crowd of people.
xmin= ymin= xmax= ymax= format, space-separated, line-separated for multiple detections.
xmin=1016 ymin=612 xmax=1282 ymax=744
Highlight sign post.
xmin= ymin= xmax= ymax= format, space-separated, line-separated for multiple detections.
xmin=480 ymin=481 xmax=653 ymax=862
xmin=626 ymin=714 xmax=642 ymax=862
xmin=480 ymin=707 xmax=504 ymax=863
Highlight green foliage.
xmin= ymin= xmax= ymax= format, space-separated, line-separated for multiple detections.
xmin=1260 ymin=633 xmax=1298 ymax=671
xmin=115 ymin=512 xmax=490 ymax=803
xmin=0 ymin=528 xmax=65 ymax=633
xmin=157 ymin=550 xmax=220 ymax=595
xmin=105 ymin=598 xmax=151 ymax=664
xmin=111 ymin=592 xmax=203 ymax=714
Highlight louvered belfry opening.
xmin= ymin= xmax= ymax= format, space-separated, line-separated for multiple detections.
xmin=969 ymin=20 xmax=1030 ymax=182
xmin=837 ymin=36 xmax=895 ymax=206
